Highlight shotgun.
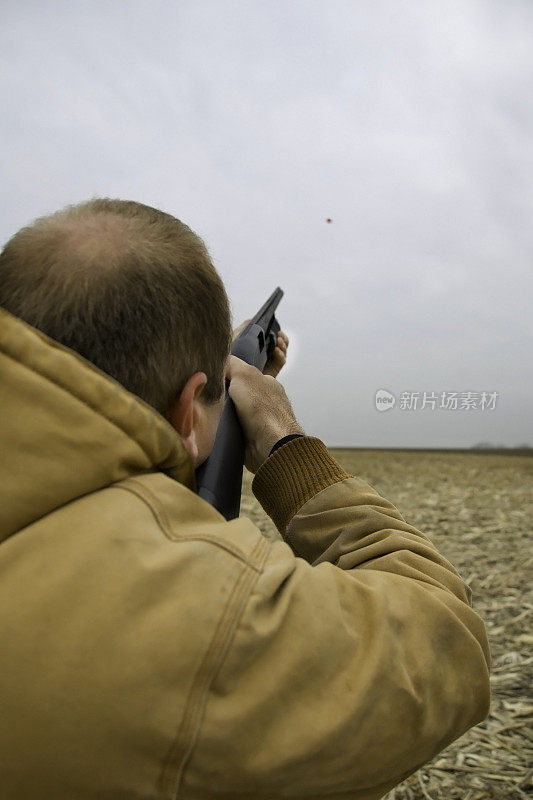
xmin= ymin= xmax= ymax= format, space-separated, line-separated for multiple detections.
xmin=195 ymin=287 xmax=284 ymax=520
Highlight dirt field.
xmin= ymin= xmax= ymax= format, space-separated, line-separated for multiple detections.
xmin=241 ymin=448 xmax=532 ymax=799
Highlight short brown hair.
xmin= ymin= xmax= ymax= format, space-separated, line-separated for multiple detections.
xmin=0 ymin=198 xmax=232 ymax=414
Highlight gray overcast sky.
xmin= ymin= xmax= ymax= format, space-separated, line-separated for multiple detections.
xmin=1 ymin=0 xmax=532 ymax=447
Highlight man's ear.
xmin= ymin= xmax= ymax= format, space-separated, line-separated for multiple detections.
xmin=166 ymin=372 xmax=208 ymax=462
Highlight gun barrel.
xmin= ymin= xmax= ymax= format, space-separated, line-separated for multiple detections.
xmin=250 ymin=286 xmax=283 ymax=328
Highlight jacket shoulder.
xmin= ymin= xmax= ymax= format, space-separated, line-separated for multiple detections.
xmin=111 ymin=471 xmax=270 ymax=571
xmin=0 ymin=471 xmax=273 ymax=799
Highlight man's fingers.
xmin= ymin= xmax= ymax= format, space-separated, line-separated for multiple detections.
xmin=259 ymin=331 xmax=289 ymax=378
xmin=226 ymin=354 xmax=259 ymax=381
xmin=276 ymin=333 xmax=288 ymax=354
xmin=263 ymin=346 xmax=286 ymax=378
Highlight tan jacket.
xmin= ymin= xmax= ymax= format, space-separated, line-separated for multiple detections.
xmin=0 ymin=308 xmax=490 ymax=800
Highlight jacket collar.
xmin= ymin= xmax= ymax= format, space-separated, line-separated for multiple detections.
xmin=0 ymin=308 xmax=195 ymax=543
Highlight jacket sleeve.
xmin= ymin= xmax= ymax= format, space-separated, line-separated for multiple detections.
xmin=186 ymin=437 xmax=491 ymax=800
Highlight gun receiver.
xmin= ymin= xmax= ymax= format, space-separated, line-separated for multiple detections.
xmin=195 ymin=287 xmax=284 ymax=520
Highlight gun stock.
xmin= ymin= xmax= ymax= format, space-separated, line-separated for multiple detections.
xmin=195 ymin=287 xmax=283 ymax=520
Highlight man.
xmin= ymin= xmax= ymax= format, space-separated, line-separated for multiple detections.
xmin=0 ymin=199 xmax=490 ymax=800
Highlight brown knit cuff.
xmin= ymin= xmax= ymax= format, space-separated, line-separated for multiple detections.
xmin=251 ymin=436 xmax=351 ymax=536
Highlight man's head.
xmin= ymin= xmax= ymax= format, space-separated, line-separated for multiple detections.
xmin=0 ymin=198 xmax=232 ymax=466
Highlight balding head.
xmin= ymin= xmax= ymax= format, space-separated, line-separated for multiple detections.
xmin=0 ymin=199 xmax=232 ymax=414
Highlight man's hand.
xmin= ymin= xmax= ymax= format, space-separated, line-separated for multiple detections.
xmin=232 ymin=319 xmax=289 ymax=379
xmin=226 ymin=356 xmax=304 ymax=474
